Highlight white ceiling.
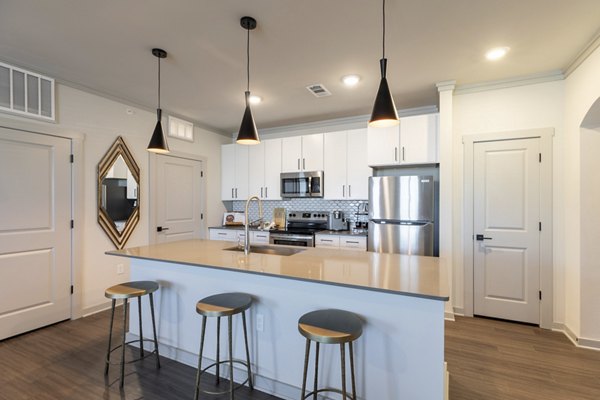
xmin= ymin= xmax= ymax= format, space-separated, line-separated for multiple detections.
xmin=1 ymin=0 xmax=599 ymax=134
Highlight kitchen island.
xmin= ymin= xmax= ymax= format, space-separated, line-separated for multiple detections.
xmin=107 ymin=239 xmax=449 ymax=399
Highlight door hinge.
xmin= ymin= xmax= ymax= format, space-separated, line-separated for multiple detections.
xmin=70 ymin=285 xmax=74 ymax=295
xmin=70 ymin=154 xmax=74 ymax=163
xmin=70 ymin=220 xmax=74 ymax=229
xmin=539 ymin=290 xmax=542 ymax=300
xmin=539 ymin=153 xmax=541 ymax=163
xmin=201 ymin=171 xmax=204 ymax=177
xmin=539 ymin=222 xmax=542 ymax=231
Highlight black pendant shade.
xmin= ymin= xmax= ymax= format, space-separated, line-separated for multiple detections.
xmin=237 ymin=91 xmax=259 ymax=144
xmin=369 ymin=0 xmax=399 ymax=128
xmin=147 ymin=48 xmax=170 ymax=153
xmin=236 ymin=16 xmax=260 ymax=145
xmin=369 ymin=58 xmax=399 ymax=128
xmin=147 ymin=109 xmax=169 ymax=153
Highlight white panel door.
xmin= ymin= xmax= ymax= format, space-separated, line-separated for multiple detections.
xmin=221 ymin=144 xmax=236 ymax=200
xmin=473 ymin=138 xmax=540 ymax=324
xmin=324 ymin=131 xmax=347 ymax=199
xmin=281 ymin=136 xmax=302 ymax=172
xmin=0 ymin=127 xmax=71 ymax=339
xmin=263 ymin=138 xmax=282 ymax=200
xmin=346 ymin=129 xmax=370 ymax=200
xmin=155 ymin=154 xmax=203 ymax=243
xmin=248 ymin=142 xmax=265 ymax=198
xmin=400 ymin=114 xmax=438 ymax=164
xmin=301 ymin=133 xmax=324 ymax=171
xmin=367 ymin=124 xmax=400 ymax=166
xmin=234 ymin=145 xmax=249 ymax=200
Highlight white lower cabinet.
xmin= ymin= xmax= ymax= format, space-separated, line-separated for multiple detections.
xmin=315 ymin=234 xmax=367 ymax=251
xmin=209 ymin=228 xmax=269 ymax=244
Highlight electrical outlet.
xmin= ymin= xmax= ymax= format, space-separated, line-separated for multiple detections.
xmin=256 ymin=314 xmax=264 ymax=332
xmin=117 ymin=264 xmax=124 ymax=274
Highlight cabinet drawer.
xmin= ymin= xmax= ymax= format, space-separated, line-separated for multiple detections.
xmin=315 ymin=235 xmax=340 ymax=248
xmin=209 ymin=229 xmax=238 ymax=241
xmin=339 ymin=236 xmax=367 ymax=251
xmin=252 ymin=231 xmax=270 ymax=244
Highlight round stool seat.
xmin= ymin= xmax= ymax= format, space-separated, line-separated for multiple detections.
xmin=298 ymin=309 xmax=362 ymax=344
xmin=196 ymin=292 xmax=252 ymax=317
xmin=105 ymin=281 xmax=159 ymax=300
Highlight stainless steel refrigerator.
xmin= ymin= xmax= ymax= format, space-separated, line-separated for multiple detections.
xmin=368 ymin=175 xmax=435 ymax=256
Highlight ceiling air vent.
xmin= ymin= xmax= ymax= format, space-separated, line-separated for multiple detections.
xmin=306 ymin=83 xmax=332 ymax=98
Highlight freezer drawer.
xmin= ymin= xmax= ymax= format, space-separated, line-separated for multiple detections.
xmin=368 ymin=221 xmax=434 ymax=256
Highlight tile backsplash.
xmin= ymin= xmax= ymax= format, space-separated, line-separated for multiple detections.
xmin=228 ymin=199 xmax=369 ymax=225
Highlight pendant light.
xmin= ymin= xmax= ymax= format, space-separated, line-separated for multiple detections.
xmin=369 ymin=0 xmax=399 ymax=128
xmin=147 ymin=48 xmax=170 ymax=153
xmin=236 ymin=16 xmax=260 ymax=145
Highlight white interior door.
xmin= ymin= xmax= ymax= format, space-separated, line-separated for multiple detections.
xmin=473 ymin=138 xmax=540 ymax=324
xmin=155 ymin=154 xmax=203 ymax=243
xmin=0 ymin=127 xmax=71 ymax=339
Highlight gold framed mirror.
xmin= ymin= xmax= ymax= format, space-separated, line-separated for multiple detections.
xmin=97 ymin=136 xmax=140 ymax=249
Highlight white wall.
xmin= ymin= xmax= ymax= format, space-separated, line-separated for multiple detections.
xmin=0 ymin=83 xmax=229 ymax=315
xmin=451 ymin=80 xmax=566 ymax=323
xmin=564 ymin=44 xmax=600 ymax=341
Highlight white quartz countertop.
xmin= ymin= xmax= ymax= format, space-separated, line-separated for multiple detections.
xmin=107 ymin=239 xmax=449 ymax=301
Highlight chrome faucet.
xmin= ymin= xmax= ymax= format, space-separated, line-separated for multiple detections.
xmin=244 ymin=195 xmax=263 ymax=255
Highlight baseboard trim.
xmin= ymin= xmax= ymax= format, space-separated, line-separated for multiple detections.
xmin=81 ymin=301 xmax=114 ymax=318
xmin=553 ymin=323 xmax=600 ymax=351
xmin=453 ymin=307 xmax=465 ymax=316
xmin=444 ymin=311 xmax=455 ymax=321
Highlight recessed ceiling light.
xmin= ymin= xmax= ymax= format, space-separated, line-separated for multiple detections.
xmin=248 ymin=95 xmax=262 ymax=105
xmin=486 ymin=47 xmax=510 ymax=61
xmin=342 ymin=74 xmax=361 ymax=87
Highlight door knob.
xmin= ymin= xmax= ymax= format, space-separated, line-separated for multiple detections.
xmin=476 ymin=234 xmax=492 ymax=241
xmin=157 ymin=226 xmax=169 ymax=232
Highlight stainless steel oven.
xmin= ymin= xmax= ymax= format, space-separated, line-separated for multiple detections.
xmin=269 ymin=233 xmax=314 ymax=247
xmin=280 ymin=171 xmax=324 ymax=198
xmin=268 ymin=210 xmax=329 ymax=247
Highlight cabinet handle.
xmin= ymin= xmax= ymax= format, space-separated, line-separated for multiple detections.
xmin=256 ymin=235 xmax=267 ymax=238
xmin=349 ymin=185 xmax=352 ymax=198
xmin=342 ymin=185 xmax=345 ymax=197
xmin=321 ymin=239 xmax=333 ymax=242
xmin=402 ymin=146 xmax=405 ymax=161
xmin=261 ymin=187 xmax=264 ymax=198
xmin=394 ymin=147 xmax=398 ymax=162
xmin=232 ymin=188 xmax=234 ymax=198
xmin=218 ymin=232 xmax=227 ymax=236
xmin=235 ymin=188 xmax=238 ymax=198
xmin=346 ymin=240 xmax=359 ymax=244
xmin=265 ymin=187 xmax=268 ymax=198
xmin=298 ymin=158 xmax=300 ymax=170
xmin=303 ymin=158 xmax=306 ymax=170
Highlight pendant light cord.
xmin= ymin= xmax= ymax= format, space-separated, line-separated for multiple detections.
xmin=246 ymin=27 xmax=250 ymax=93
xmin=382 ymin=0 xmax=386 ymax=59
xmin=157 ymin=56 xmax=161 ymax=109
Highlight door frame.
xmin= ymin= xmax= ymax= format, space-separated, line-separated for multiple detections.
xmin=149 ymin=150 xmax=206 ymax=244
xmin=0 ymin=118 xmax=85 ymax=320
xmin=463 ymin=128 xmax=553 ymax=328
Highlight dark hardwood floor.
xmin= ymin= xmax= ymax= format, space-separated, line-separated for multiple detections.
xmin=1 ymin=309 xmax=600 ymax=399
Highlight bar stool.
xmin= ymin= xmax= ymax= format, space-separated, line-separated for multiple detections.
xmin=298 ymin=309 xmax=363 ymax=400
xmin=194 ymin=292 xmax=253 ymax=400
xmin=104 ymin=281 xmax=161 ymax=388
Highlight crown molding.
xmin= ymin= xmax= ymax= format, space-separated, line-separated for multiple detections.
xmin=564 ymin=28 xmax=600 ymax=77
xmin=436 ymin=80 xmax=456 ymax=92
xmin=454 ymin=70 xmax=564 ymax=95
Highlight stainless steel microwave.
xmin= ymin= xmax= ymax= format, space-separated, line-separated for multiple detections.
xmin=280 ymin=171 xmax=324 ymax=198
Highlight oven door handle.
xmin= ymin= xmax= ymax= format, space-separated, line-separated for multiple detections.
xmin=270 ymin=234 xmax=313 ymax=241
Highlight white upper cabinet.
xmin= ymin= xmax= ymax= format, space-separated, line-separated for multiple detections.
xmin=324 ymin=129 xmax=370 ymax=200
xmin=367 ymin=113 xmax=439 ymax=166
xmin=221 ymin=143 xmax=248 ymax=200
xmin=281 ymin=133 xmax=323 ymax=172
xmin=248 ymin=138 xmax=282 ymax=200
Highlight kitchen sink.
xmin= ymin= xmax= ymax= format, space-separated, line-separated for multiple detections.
xmin=223 ymin=245 xmax=305 ymax=256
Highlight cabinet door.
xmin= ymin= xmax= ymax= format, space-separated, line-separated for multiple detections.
xmin=251 ymin=231 xmax=270 ymax=244
xmin=281 ymin=136 xmax=302 ymax=172
xmin=209 ymin=229 xmax=237 ymax=241
xmin=221 ymin=144 xmax=236 ymax=200
xmin=315 ymin=234 xmax=340 ymax=248
xmin=367 ymin=124 xmax=400 ymax=166
xmin=301 ymin=133 xmax=324 ymax=171
xmin=234 ymin=145 xmax=249 ymax=199
xmin=339 ymin=236 xmax=367 ymax=251
xmin=248 ymin=142 xmax=265 ymax=198
xmin=346 ymin=129 xmax=371 ymax=200
xmin=263 ymin=138 xmax=282 ymax=200
xmin=324 ymin=131 xmax=347 ymax=199
xmin=400 ymin=114 xmax=438 ymax=164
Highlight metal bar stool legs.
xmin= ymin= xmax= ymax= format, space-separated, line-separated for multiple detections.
xmin=193 ymin=293 xmax=253 ymax=399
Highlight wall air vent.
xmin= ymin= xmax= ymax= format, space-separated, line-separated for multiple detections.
xmin=306 ymin=83 xmax=332 ymax=98
xmin=0 ymin=61 xmax=55 ymax=121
